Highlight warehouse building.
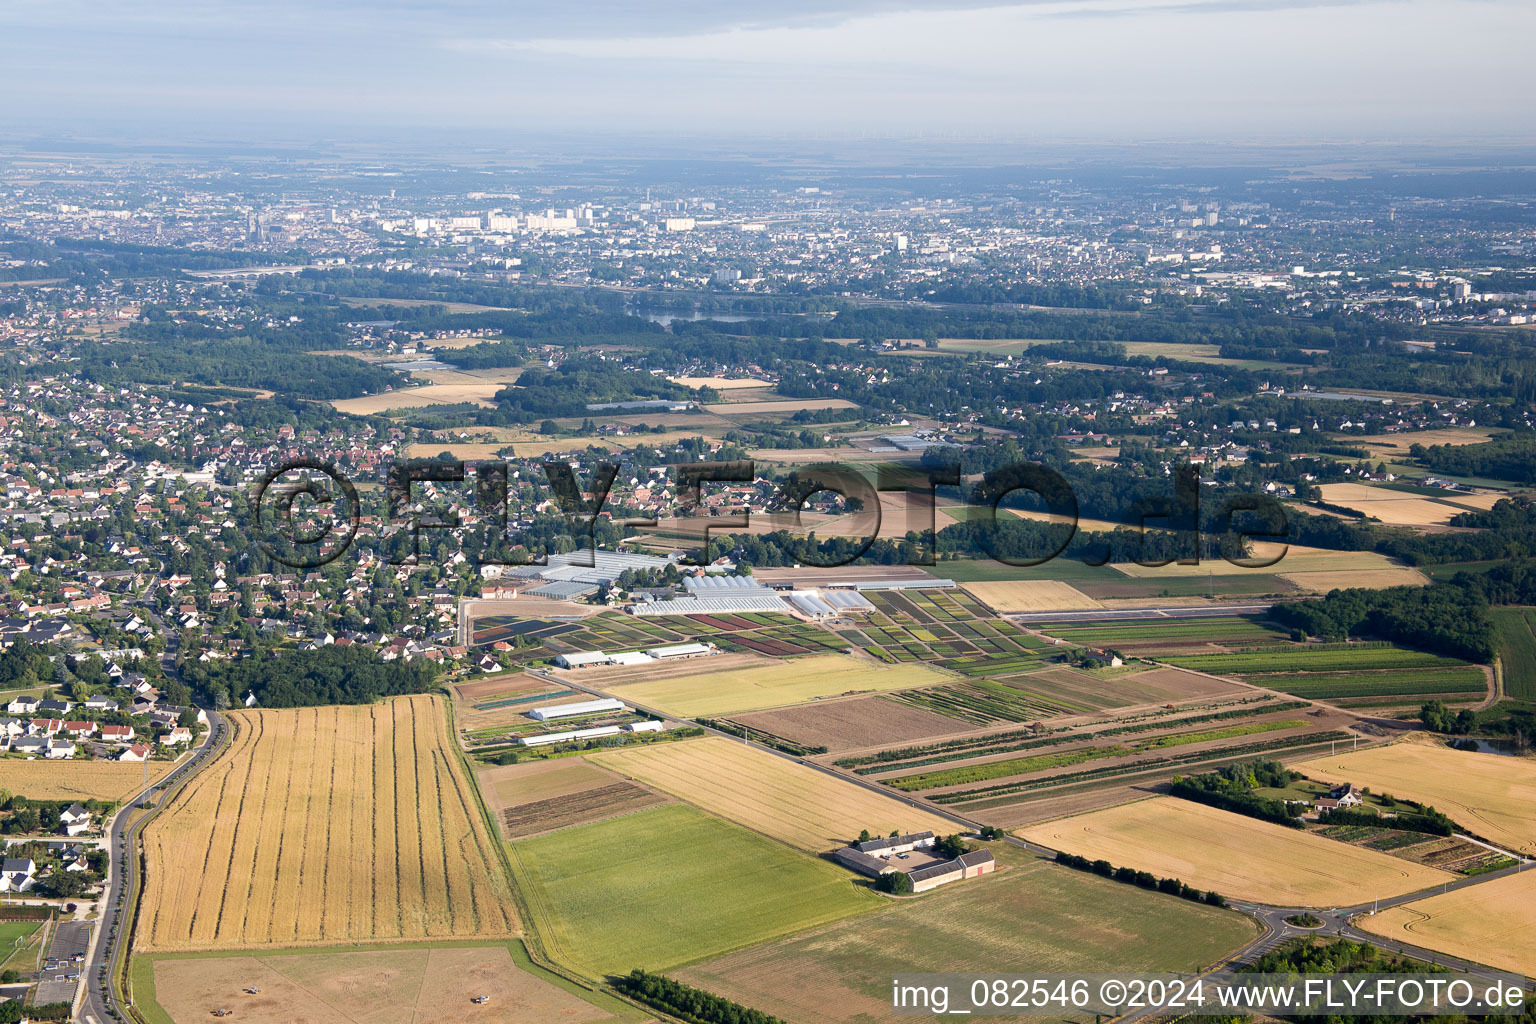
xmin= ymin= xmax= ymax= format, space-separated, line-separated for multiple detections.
xmin=554 ymin=650 xmax=651 ymax=669
xmin=521 ymin=724 xmax=622 ymax=746
xmin=528 ymin=697 xmax=626 ymax=721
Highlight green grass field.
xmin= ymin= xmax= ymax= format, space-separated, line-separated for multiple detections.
xmin=510 ymin=803 xmax=879 ymax=978
xmin=1247 ymin=667 xmax=1487 ymax=700
xmin=678 ymin=848 xmax=1257 ymax=1024
xmin=1493 ymin=608 xmax=1536 ymax=700
xmin=0 ymin=921 xmax=40 ymax=972
xmin=1164 ymin=646 xmax=1467 ymax=674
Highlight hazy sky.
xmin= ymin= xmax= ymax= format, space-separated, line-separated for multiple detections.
xmin=4 ymin=0 xmax=1534 ymax=142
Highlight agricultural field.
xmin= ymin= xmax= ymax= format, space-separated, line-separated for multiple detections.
xmin=1356 ymin=870 xmax=1536 ymax=977
xmin=703 ymin=398 xmax=859 ymax=415
xmin=0 ymin=757 xmax=178 ymax=802
xmin=1340 ymin=427 xmax=1497 ymax=460
xmin=510 ymin=803 xmax=879 ymax=978
xmin=1021 ymin=797 xmax=1453 ymax=905
xmin=136 ymin=696 xmax=518 ymax=952
xmin=679 ymin=848 xmax=1257 ymax=1024
xmin=1240 ymin=667 xmax=1487 ymax=702
xmin=729 ymin=695 xmax=973 ymax=753
xmin=1291 ymin=741 xmax=1536 ymax=855
xmin=1314 ymin=483 xmax=1491 ymax=526
xmin=1163 ymin=644 xmax=1469 ymax=676
xmin=667 ymin=376 xmax=774 ymax=390
xmin=1492 ymin=607 xmax=1536 ymax=699
xmin=477 ymin=758 xmax=669 ymax=839
xmin=590 ymin=736 xmax=953 ymax=851
xmin=141 ymin=943 xmax=626 ymax=1024
xmin=598 ymin=653 xmax=950 ymax=717
xmin=329 ymin=382 xmax=506 ymax=414
xmin=961 ymin=579 xmax=1103 ymax=612
xmin=1112 ymin=547 xmax=1405 ymax=578
xmin=1278 ymin=568 xmax=1429 ymax=592
xmin=886 ymin=718 xmax=1312 ymax=792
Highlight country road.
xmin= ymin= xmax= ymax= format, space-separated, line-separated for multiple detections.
xmin=78 ymin=709 xmax=226 ymax=1024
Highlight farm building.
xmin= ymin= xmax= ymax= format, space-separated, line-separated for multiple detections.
xmin=855 ymin=831 xmax=937 ymax=857
xmin=520 ymin=725 xmax=623 ymax=747
xmin=785 ymin=589 xmax=875 ymax=619
xmin=528 ymin=697 xmax=626 ymax=721
xmin=625 ymin=720 xmax=664 ymax=733
xmin=832 ymin=831 xmax=996 ymax=893
xmin=644 ymin=643 xmax=713 ymax=660
xmin=1316 ymin=782 xmax=1363 ymax=810
xmin=554 ymin=650 xmax=651 ymax=669
xmin=908 ymin=850 xmax=995 ymax=892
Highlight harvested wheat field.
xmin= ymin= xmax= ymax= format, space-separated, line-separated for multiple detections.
xmin=590 ymin=736 xmax=953 ymax=852
xmin=331 ymin=383 xmax=506 ymax=414
xmin=1315 ymin=483 xmax=1471 ymax=526
xmin=1021 ymin=797 xmax=1453 ymax=906
xmin=1341 ymin=427 xmax=1496 ymax=459
xmin=704 ymin=398 xmax=859 ymax=416
xmin=1112 ymin=546 xmax=1402 ymax=578
xmin=149 ymin=944 xmax=615 ymax=1024
xmin=730 ymin=695 xmax=972 ymax=753
xmin=1278 ymin=568 xmax=1428 ymax=592
xmin=1357 ymin=870 xmax=1536 ymax=977
xmin=600 ymin=653 xmax=951 ymax=718
xmin=962 ymin=580 xmax=1103 ymax=612
xmin=136 ymin=695 xmax=518 ymax=952
xmin=1291 ymin=741 xmax=1536 ymax=855
xmin=669 ymin=376 xmax=774 ymax=390
xmin=0 ymin=757 xmax=177 ymax=802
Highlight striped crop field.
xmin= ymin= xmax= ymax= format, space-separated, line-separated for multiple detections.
xmin=1161 ymin=646 xmax=1467 ymax=675
xmin=1242 ymin=667 xmax=1487 ymax=700
xmin=1492 ymin=608 xmax=1536 ymax=700
xmin=136 ymin=695 xmax=518 ymax=952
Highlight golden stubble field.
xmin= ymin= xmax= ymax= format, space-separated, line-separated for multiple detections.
xmin=1314 ymin=483 xmax=1501 ymax=526
xmin=136 ymin=695 xmax=518 ymax=952
xmin=0 ymin=758 xmax=177 ymax=802
xmin=1291 ymin=740 xmax=1536 ymax=855
xmin=151 ymin=944 xmax=614 ymax=1024
xmin=590 ymin=736 xmax=954 ymax=852
xmin=1021 ymin=797 xmax=1453 ymax=906
xmin=1357 ymin=869 xmax=1536 ymax=977
xmin=599 ymin=653 xmax=952 ymax=717
xmin=961 ymin=580 xmax=1103 ymax=612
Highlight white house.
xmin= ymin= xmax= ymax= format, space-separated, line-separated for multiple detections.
xmin=159 ymin=727 xmax=192 ymax=746
xmin=5 ymin=695 xmax=39 ymax=715
xmin=0 ymin=858 xmax=35 ymax=893
xmin=118 ymin=744 xmax=150 ymax=762
xmin=59 ymin=804 xmax=92 ymax=836
xmin=45 ymin=739 xmax=76 ymax=759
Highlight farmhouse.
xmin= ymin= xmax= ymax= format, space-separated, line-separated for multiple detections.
xmin=528 ymin=697 xmax=625 ymax=722
xmin=833 ymin=831 xmax=996 ymax=893
xmin=1316 ymin=782 xmax=1363 ymax=810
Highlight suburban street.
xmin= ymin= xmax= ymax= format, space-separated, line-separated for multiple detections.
xmin=76 ymin=709 xmax=226 ymax=1024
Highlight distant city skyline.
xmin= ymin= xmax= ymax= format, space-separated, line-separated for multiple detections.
xmin=2 ymin=0 xmax=1534 ymax=143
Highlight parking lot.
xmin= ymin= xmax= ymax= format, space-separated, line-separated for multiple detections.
xmin=33 ymin=920 xmax=91 ymax=1007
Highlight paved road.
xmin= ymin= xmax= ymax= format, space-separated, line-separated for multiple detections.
xmin=78 ymin=710 xmax=226 ymax=1024
xmin=34 ymin=921 xmax=91 ymax=1007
